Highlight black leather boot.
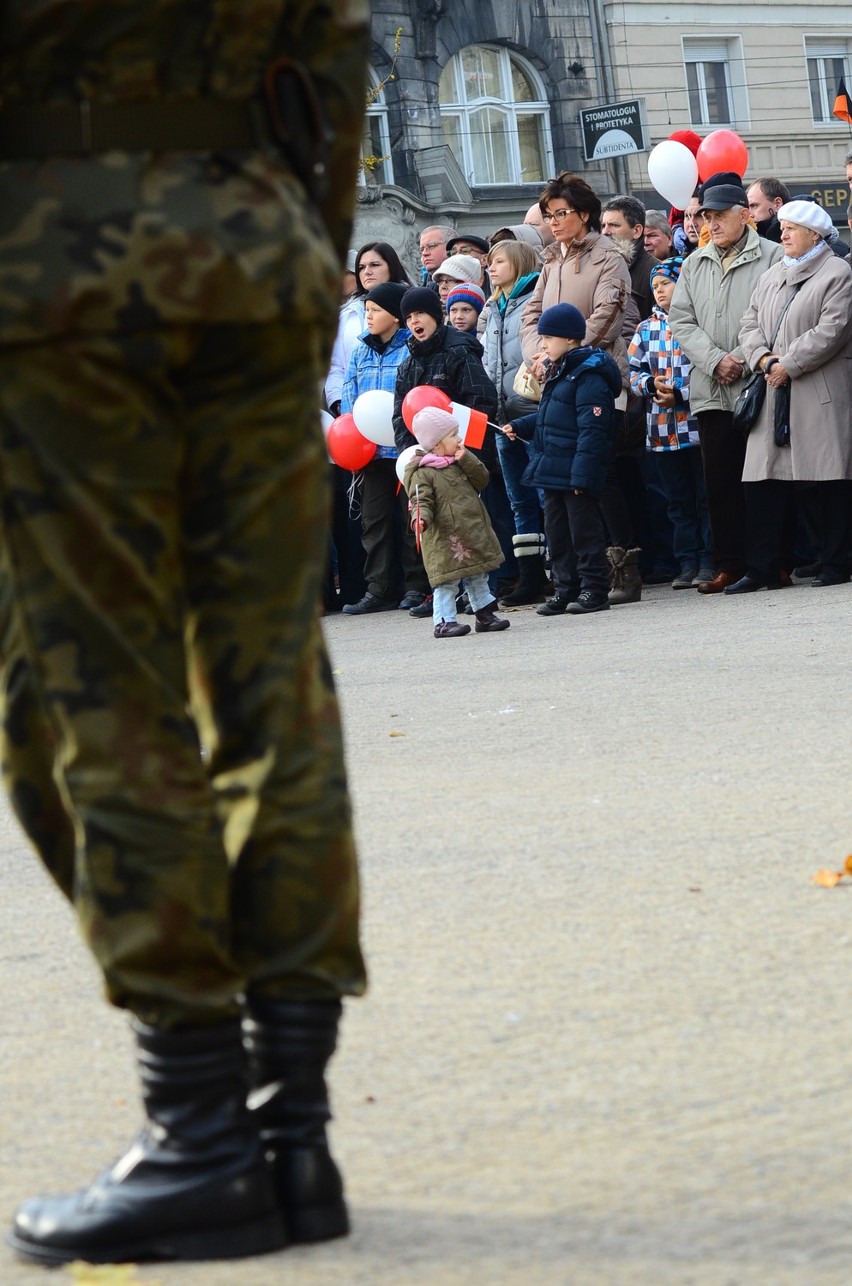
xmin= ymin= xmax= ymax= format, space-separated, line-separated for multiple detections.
xmin=7 ymin=1019 xmax=287 ymax=1266
xmin=243 ymin=998 xmax=349 ymax=1244
xmin=499 ymin=534 xmax=549 ymax=606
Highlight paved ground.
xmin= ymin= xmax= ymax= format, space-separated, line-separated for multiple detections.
xmin=2 ymin=578 xmax=852 ymax=1285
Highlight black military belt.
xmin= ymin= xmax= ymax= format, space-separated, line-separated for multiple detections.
xmin=0 ymin=99 xmax=271 ymax=159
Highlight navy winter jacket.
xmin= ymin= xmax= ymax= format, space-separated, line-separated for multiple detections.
xmin=510 ymin=346 xmax=621 ymax=497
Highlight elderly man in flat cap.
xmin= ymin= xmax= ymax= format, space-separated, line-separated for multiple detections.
xmin=668 ymin=181 xmax=782 ymax=592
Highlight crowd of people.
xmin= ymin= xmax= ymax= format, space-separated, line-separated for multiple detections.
xmin=324 ymin=165 xmax=852 ymax=634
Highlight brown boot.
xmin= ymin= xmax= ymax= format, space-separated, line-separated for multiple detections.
xmin=607 ymin=546 xmax=642 ymax=604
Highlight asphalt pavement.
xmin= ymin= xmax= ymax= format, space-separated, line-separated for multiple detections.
xmin=2 ymin=577 xmax=852 ymax=1285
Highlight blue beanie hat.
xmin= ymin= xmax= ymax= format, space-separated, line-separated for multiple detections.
xmin=446 ymin=283 xmax=486 ymax=315
xmin=650 ymin=255 xmax=684 ymax=286
xmin=537 ymin=303 xmax=586 ymax=340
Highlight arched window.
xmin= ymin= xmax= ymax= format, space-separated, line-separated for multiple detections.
xmin=361 ymin=69 xmax=394 ymax=185
xmin=439 ymin=46 xmax=553 ymax=186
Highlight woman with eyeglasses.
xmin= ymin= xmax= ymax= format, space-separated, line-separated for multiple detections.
xmin=519 ymin=173 xmax=632 ymax=388
xmin=325 ymin=242 xmax=412 ymax=417
xmin=519 ymin=173 xmax=644 ymax=604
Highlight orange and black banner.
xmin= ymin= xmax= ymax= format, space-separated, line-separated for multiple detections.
xmin=833 ymin=77 xmax=852 ymax=125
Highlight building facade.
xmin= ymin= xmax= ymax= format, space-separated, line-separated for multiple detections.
xmin=353 ymin=1 xmax=852 ymax=271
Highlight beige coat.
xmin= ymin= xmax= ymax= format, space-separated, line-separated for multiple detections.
xmin=519 ymin=231 xmax=632 ymax=387
xmin=668 ymin=228 xmax=782 ymax=414
xmin=739 ymin=244 xmax=852 ymax=481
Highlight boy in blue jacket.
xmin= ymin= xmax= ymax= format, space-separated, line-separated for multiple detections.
xmin=340 ymin=282 xmax=429 ymax=614
xmin=505 ymin=303 xmax=621 ymax=615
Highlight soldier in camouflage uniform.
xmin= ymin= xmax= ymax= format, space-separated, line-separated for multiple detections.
xmin=0 ymin=0 xmax=369 ymax=1267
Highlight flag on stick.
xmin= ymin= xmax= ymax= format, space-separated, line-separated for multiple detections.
xmin=833 ymin=77 xmax=852 ymax=125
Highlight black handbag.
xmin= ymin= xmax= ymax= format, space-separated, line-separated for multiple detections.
xmin=732 ymin=370 xmax=765 ymax=436
xmin=733 ymin=284 xmax=802 ymax=438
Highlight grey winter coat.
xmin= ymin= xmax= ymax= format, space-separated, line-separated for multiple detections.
xmin=482 ymin=274 xmax=540 ymax=422
xmin=739 ymin=244 xmax=852 ymax=481
xmin=668 ymin=228 xmax=782 ymax=414
xmin=402 ymin=449 xmax=503 ymax=588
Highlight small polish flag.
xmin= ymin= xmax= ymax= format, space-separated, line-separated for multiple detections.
xmin=450 ymin=402 xmax=489 ymax=449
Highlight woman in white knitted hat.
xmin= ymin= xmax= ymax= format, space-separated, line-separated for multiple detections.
xmin=733 ymin=200 xmax=852 ymax=591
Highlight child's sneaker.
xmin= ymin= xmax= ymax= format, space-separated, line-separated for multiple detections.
xmin=566 ymin=589 xmax=610 ymax=615
xmin=434 ymin=620 xmax=471 ymax=638
xmin=409 ymin=594 xmax=433 ymax=618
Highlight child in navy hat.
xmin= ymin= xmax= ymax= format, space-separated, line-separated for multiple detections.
xmin=504 ymin=303 xmax=621 ymax=616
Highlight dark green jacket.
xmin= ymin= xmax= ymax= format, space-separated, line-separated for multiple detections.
xmin=403 ymin=449 xmax=503 ymax=588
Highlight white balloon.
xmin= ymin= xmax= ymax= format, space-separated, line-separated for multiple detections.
xmin=647 ymin=140 xmax=699 ymax=210
xmin=395 ymin=444 xmax=421 ymax=485
xmin=352 ymin=389 xmax=396 ymax=447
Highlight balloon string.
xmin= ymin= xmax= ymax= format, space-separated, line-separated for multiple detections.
xmin=346 ymin=472 xmax=362 ymax=520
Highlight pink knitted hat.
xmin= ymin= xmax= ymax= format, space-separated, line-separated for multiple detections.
xmin=411 ymin=406 xmax=459 ymax=452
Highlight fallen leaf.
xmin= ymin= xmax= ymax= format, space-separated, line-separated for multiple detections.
xmin=68 ymin=1266 xmax=154 ymax=1285
xmin=812 ymin=868 xmax=845 ymax=888
xmin=388 ymin=730 xmax=405 ymax=737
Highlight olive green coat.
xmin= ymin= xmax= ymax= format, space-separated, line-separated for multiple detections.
xmin=403 ymin=450 xmax=503 ymax=588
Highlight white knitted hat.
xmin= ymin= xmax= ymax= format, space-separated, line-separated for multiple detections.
xmin=432 ymin=254 xmax=482 ymax=284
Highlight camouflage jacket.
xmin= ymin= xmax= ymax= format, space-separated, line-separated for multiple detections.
xmin=0 ymin=1 xmax=369 ymax=343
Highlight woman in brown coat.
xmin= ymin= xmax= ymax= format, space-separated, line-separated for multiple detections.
xmin=734 ymin=200 xmax=852 ymax=591
xmin=518 ymin=171 xmax=643 ymax=601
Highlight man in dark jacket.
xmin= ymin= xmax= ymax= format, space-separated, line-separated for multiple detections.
xmin=602 ymin=195 xmax=658 ymax=321
xmin=746 ymin=177 xmax=789 ymax=243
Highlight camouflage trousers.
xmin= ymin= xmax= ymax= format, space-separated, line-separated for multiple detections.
xmin=0 ymin=320 xmax=366 ymax=1028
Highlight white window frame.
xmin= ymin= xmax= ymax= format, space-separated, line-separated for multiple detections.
xmin=360 ymin=69 xmax=394 ymax=186
xmin=804 ymin=37 xmax=850 ymax=127
xmin=682 ymin=36 xmax=749 ymax=132
xmin=438 ymin=45 xmax=554 ymax=187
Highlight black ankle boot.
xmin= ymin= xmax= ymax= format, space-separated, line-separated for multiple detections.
xmin=474 ymin=600 xmax=510 ymax=633
xmin=7 ymin=1019 xmax=287 ymax=1266
xmin=243 ymin=998 xmax=349 ymax=1244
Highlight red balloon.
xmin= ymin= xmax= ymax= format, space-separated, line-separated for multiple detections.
xmin=696 ymin=130 xmax=749 ymax=182
xmin=668 ymin=129 xmax=702 ymax=157
xmin=326 ymin=413 xmax=377 ymax=471
xmin=401 ymin=384 xmax=452 ymax=431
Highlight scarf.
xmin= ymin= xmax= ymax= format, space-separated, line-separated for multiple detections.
xmin=782 ymin=241 xmax=825 ymax=269
xmin=417 ymin=452 xmax=455 ymax=469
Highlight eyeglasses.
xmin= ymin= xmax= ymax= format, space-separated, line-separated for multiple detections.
xmin=359 ymin=260 xmax=385 ymax=270
xmin=420 ymin=240 xmax=444 ymax=252
xmin=542 ymin=208 xmax=578 ymax=223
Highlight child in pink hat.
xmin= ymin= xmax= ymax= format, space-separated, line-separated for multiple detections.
xmin=404 ymin=408 xmax=510 ymax=638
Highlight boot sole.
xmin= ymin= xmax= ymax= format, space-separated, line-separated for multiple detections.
xmin=6 ymin=1212 xmax=288 ymax=1267
xmin=287 ymin=1198 xmax=350 ymax=1244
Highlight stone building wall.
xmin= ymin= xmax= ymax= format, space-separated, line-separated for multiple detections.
xmin=353 ymin=0 xmax=611 ymax=271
